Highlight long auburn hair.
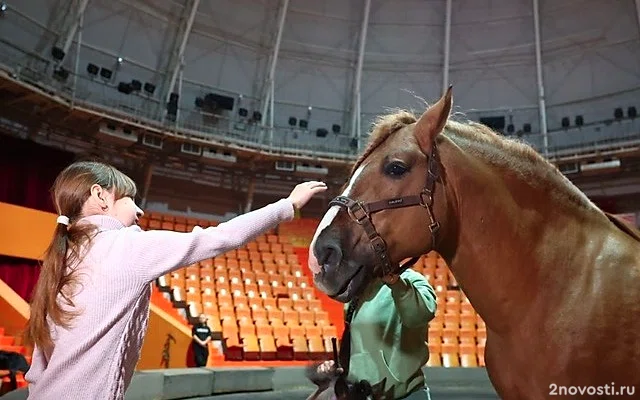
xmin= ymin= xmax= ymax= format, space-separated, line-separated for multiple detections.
xmin=26 ymin=161 xmax=137 ymax=355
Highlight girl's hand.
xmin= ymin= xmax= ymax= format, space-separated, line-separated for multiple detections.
xmin=287 ymin=181 xmax=328 ymax=210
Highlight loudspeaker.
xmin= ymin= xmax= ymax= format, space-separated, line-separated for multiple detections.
xmin=130 ymin=80 xmax=142 ymax=91
xmin=316 ymin=128 xmax=328 ymax=138
xmin=100 ymin=68 xmax=112 ymax=80
xmin=51 ymin=46 xmax=65 ymax=61
xmin=479 ymin=116 xmax=505 ymax=131
xmin=561 ymin=117 xmax=570 ymax=128
xmin=167 ymin=103 xmax=177 ymax=116
xmin=87 ymin=63 xmax=99 ymax=76
xmin=144 ymin=83 xmax=156 ymax=95
xmin=203 ymin=93 xmax=235 ymax=111
xmin=52 ymin=67 xmax=69 ymax=81
xmin=117 ymin=82 xmax=132 ymax=94
xmin=575 ymin=115 xmax=584 ymax=126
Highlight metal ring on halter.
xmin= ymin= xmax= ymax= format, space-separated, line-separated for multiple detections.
xmin=419 ymin=190 xmax=433 ymax=208
xmin=347 ymin=202 xmax=370 ymax=225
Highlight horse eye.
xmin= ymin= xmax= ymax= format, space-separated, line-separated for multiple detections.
xmin=384 ymin=162 xmax=408 ymax=177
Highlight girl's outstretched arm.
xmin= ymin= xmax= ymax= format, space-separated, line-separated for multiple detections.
xmin=120 ymin=198 xmax=295 ymax=282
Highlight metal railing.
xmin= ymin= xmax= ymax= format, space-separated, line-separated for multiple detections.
xmin=1 ymin=38 xmax=638 ymax=163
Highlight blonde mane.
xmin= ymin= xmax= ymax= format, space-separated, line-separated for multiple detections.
xmin=354 ymin=110 xmax=598 ymax=211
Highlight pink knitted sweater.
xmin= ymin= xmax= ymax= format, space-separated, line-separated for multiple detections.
xmin=24 ymin=199 xmax=294 ymax=400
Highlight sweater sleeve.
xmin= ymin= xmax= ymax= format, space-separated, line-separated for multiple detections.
xmin=389 ymin=269 xmax=438 ymax=328
xmin=121 ymin=198 xmax=294 ymax=282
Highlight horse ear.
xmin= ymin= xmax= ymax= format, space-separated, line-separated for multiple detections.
xmin=414 ymin=86 xmax=453 ymax=153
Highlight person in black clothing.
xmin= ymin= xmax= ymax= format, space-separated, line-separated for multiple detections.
xmin=191 ymin=314 xmax=212 ymax=367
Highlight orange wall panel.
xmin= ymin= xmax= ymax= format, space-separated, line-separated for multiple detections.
xmin=0 ymin=278 xmax=30 ymax=338
xmin=136 ymin=304 xmax=193 ymax=370
xmin=0 ymin=202 xmax=56 ymax=261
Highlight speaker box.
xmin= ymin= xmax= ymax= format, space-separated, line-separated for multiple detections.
xmin=204 ymin=93 xmax=235 ymax=111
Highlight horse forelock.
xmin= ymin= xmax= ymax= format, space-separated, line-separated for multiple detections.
xmin=350 ymin=111 xmax=418 ymax=177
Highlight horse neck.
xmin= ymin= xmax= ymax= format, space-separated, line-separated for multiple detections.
xmin=435 ymin=137 xmax=609 ymax=334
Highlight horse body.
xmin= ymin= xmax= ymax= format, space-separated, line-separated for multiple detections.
xmin=309 ymin=89 xmax=640 ymax=399
xmin=425 ymin=130 xmax=640 ymax=399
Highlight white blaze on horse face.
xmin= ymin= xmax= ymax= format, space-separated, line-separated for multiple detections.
xmin=308 ymin=164 xmax=366 ymax=274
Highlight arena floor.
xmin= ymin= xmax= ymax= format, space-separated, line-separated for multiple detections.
xmin=194 ymin=387 xmax=499 ymax=399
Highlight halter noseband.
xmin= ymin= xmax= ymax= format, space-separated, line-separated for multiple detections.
xmin=328 ymin=144 xmax=441 ymax=277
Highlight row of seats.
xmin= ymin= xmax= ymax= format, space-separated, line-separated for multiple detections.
xmin=0 ymin=327 xmax=28 ymax=392
xmin=427 ymin=342 xmax=486 ymax=368
xmin=146 ymin=214 xmax=342 ymax=361
xmin=147 ymin=211 xmax=485 ymax=365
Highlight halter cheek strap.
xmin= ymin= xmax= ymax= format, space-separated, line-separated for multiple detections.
xmin=328 ymin=144 xmax=441 ymax=277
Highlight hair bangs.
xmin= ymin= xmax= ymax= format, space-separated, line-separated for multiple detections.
xmin=109 ymin=166 xmax=137 ymax=199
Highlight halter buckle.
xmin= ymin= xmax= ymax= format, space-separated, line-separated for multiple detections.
xmin=347 ymin=202 xmax=370 ymax=224
xmin=429 ymin=221 xmax=441 ymax=234
xmin=419 ymin=189 xmax=433 ymax=208
xmin=370 ymin=235 xmax=387 ymax=254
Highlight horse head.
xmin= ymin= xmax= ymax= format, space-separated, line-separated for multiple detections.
xmin=309 ymin=88 xmax=454 ymax=302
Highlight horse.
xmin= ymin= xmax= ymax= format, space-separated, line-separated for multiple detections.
xmin=307 ymin=87 xmax=640 ymax=399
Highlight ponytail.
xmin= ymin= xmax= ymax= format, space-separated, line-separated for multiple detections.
xmin=26 ymin=221 xmax=96 ymax=355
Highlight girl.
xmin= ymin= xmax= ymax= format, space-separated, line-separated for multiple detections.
xmin=23 ymin=160 xmax=326 ymax=400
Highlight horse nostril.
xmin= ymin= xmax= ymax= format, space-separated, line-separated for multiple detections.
xmin=318 ymin=243 xmax=342 ymax=271
xmin=319 ymin=247 xmax=332 ymax=266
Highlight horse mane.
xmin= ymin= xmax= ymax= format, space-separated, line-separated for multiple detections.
xmin=353 ymin=109 xmax=600 ymax=212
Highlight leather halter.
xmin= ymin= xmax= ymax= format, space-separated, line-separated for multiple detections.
xmin=328 ymin=144 xmax=441 ymax=277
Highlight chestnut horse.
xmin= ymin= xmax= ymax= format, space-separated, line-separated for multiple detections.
xmin=308 ymin=88 xmax=640 ymax=399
